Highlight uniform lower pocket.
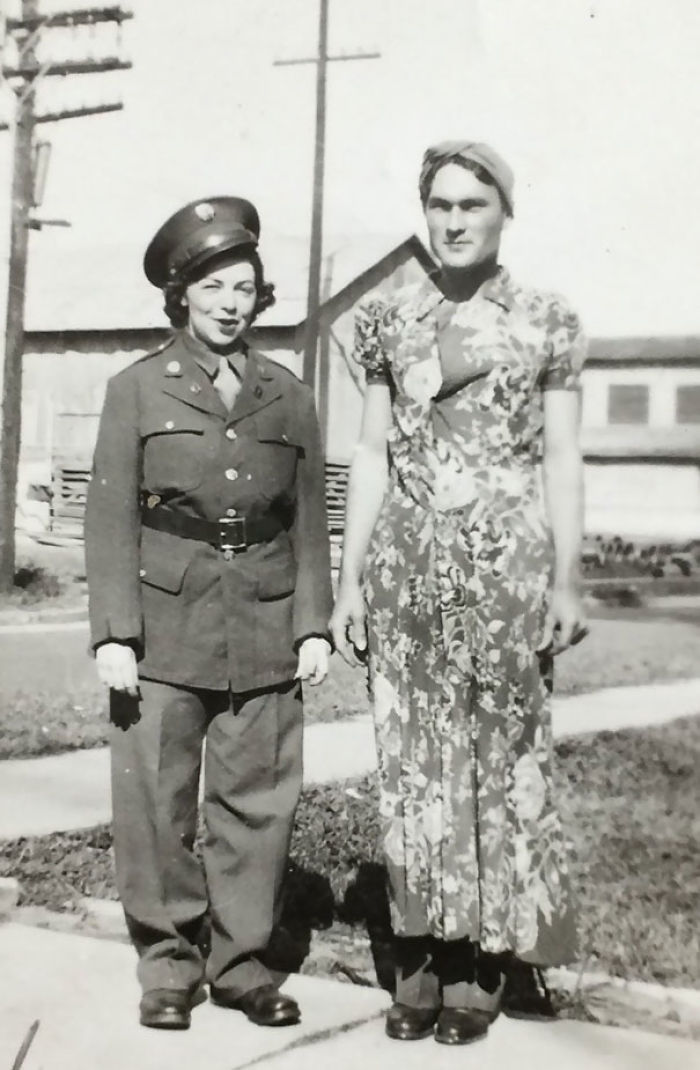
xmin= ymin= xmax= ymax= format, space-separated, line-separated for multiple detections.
xmin=139 ymin=526 xmax=199 ymax=594
xmin=257 ymin=557 xmax=296 ymax=601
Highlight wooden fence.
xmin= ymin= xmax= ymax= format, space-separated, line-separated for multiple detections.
xmin=48 ymin=459 xmax=351 ymax=542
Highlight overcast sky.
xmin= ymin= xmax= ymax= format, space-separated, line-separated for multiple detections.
xmin=0 ymin=0 xmax=699 ymax=335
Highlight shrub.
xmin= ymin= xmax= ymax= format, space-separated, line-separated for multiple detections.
xmin=11 ymin=563 xmax=62 ymax=603
xmin=3 ymin=718 xmax=699 ymax=988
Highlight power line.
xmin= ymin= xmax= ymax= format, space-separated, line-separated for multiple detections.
xmin=0 ymin=2 xmax=132 ymax=592
xmin=274 ymin=0 xmax=380 ymax=392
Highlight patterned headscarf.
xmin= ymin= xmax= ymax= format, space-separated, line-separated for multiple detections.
xmin=419 ymin=140 xmax=514 ymax=215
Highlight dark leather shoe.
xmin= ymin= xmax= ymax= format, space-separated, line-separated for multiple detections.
xmin=210 ymin=983 xmax=300 ymax=1026
xmin=385 ymin=1003 xmax=439 ymax=1040
xmin=139 ymin=988 xmax=193 ymax=1030
xmin=434 ymin=1007 xmax=491 ymax=1045
xmin=502 ymin=962 xmax=556 ymax=1021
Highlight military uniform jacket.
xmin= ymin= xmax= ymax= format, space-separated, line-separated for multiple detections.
xmin=85 ymin=331 xmax=333 ymax=692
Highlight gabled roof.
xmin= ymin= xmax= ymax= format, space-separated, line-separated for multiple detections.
xmin=23 ymin=232 xmax=426 ymax=333
xmin=588 ymin=336 xmax=700 ymax=365
xmin=23 ymin=238 xmax=700 ymax=366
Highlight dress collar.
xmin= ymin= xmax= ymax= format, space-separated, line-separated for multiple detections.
xmin=424 ymin=264 xmax=515 ymax=312
xmin=481 ymin=266 xmax=515 ymax=311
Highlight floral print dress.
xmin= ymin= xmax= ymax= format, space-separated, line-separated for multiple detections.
xmin=355 ymin=268 xmax=587 ymax=966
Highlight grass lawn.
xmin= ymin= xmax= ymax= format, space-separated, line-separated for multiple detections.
xmin=309 ymin=609 xmax=700 ymax=715
xmin=2 ymin=716 xmax=699 ymax=994
xmin=0 ymin=539 xmax=86 ymax=613
xmin=554 ymin=610 xmax=700 ymax=694
xmin=3 ymin=604 xmax=700 ymax=759
xmin=558 ymin=715 xmax=700 ymax=989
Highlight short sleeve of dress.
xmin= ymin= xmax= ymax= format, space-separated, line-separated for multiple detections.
xmin=354 ymin=296 xmax=390 ymax=385
xmin=542 ymin=297 xmax=587 ymax=391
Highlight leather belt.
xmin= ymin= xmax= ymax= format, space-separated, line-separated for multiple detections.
xmin=141 ymin=500 xmax=286 ymax=553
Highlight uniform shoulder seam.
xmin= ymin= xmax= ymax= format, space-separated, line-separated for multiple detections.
xmin=108 ymin=335 xmax=175 ymax=388
xmin=259 ymin=354 xmax=306 ymax=386
xmin=131 ymin=335 xmax=176 ymax=366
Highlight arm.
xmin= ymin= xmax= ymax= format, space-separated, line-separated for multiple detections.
xmin=290 ymin=386 xmax=334 ymax=653
xmin=330 ymin=382 xmax=392 ymax=663
xmin=539 ymin=389 xmax=587 ymax=654
xmin=84 ymin=372 xmax=143 ymax=692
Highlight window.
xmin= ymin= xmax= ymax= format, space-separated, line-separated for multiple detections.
xmin=676 ymin=385 xmax=700 ymax=424
xmin=607 ymin=384 xmax=649 ymax=425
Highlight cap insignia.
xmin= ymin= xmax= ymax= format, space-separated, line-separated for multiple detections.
xmin=194 ymin=202 xmax=216 ymax=222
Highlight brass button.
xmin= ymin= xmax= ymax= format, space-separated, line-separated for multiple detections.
xmin=226 ymin=508 xmax=237 ymax=518
xmin=226 ymin=428 xmax=237 ymax=440
xmin=165 ymin=420 xmax=174 ymax=430
xmin=139 ymin=568 xmax=146 ymax=578
xmin=190 ymin=383 xmax=201 ymax=395
xmin=225 ymin=468 xmax=238 ymax=481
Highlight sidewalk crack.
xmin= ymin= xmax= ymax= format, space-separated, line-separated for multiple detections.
xmin=228 ymin=1010 xmax=385 ymax=1069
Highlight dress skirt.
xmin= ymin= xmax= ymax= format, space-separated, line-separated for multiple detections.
xmin=364 ymin=479 xmax=578 ymax=966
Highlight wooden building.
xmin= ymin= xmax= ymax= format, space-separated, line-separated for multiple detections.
xmin=14 ymin=235 xmax=700 ymax=540
xmin=581 ymin=336 xmax=700 ymax=538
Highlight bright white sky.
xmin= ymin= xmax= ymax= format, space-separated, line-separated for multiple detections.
xmin=1 ymin=0 xmax=699 ymax=335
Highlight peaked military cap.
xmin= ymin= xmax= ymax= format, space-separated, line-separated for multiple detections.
xmin=144 ymin=196 xmax=260 ymax=288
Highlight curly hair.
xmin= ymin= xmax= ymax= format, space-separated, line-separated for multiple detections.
xmin=162 ymin=246 xmax=276 ymax=329
xmin=419 ymin=156 xmax=513 ymax=218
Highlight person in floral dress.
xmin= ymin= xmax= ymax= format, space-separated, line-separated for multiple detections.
xmin=331 ymin=141 xmax=588 ymax=1046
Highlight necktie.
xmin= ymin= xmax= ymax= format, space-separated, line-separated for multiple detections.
xmin=213 ymin=355 xmax=242 ymax=410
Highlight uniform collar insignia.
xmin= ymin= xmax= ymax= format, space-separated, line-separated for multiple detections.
xmin=179 ymin=329 xmax=221 ymax=378
xmin=249 ymin=348 xmax=276 ymax=381
xmin=160 ymin=336 xmax=226 ymax=416
xmin=228 ymin=349 xmax=281 ymax=423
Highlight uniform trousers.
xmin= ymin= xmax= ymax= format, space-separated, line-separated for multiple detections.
xmin=109 ymin=677 xmax=303 ymax=997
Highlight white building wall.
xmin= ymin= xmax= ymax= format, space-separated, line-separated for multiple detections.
xmin=584 ymin=462 xmax=700 ymax=540
xmin=582 ymin=366 xmax=700 ymax=428
xmin=16 ymin=330 xmax=700 ymax=543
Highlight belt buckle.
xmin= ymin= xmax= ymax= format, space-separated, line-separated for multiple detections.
xmin=219 ymin=516 xmax=247 ymax=555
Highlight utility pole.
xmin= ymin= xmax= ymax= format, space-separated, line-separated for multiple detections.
xmin=275 ymin=0 xmax=379 ymax=391
xmin=0 ymin=2 xmax=131 ymax=592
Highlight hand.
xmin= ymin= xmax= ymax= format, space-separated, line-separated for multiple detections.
xmin=95 ymin=642 xmax=139 ymax=695
xmin=329 ymin=581 xmax=368 ymax=667
xmin=295 ymin=637 xmax=331 ymax=686
xmin=537 ymin=587 xmax=589 ymax=657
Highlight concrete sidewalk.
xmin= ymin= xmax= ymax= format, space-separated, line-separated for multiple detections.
xmin=0 ymin=717 xmax=379 ymax=838
xmin=1 ymin=678 xmax=699 ymax=839
xmin=1 ymin=923 xmax=697 ymax=1070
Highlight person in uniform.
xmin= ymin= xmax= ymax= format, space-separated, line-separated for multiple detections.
xmin=331 ymin=143 xmax=587 ymax=1045
xmin=85 ymin=196 xmax=333 ymax=1031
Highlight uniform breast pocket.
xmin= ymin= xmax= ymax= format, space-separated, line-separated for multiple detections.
xmin=254 ymin=411 xmax=303 ymax=488
xmin=142 ymin=421 xmax=210 ymax=492
xmin=255 ymin=410 xmax=303 ymax=451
